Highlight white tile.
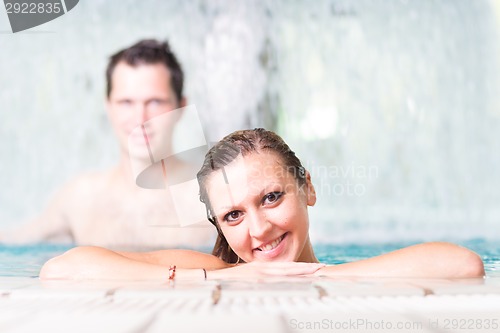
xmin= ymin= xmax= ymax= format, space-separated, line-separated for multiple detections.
xmin=0 ymin=312 xmax=32 ymax=332
xmin=314 ymin=280 xmax=424 ymax=297
xmin=0 ymin=277 xmax=39 ymax=293
xmin=1 ymin=276 xmax=500 ymax=333
xmin=2 ymin=312 xmax=154 ymax=333
xmin=8 ymin=280 xmax=111 ymax=299
xmin=7 ymin=279 xmax=134 ymax=299
xmin=430 ymin=284 xmax=500 ymax=296
xmin=219 ymin=280 xmax=320 ymax=298
xmin=113 ymin=280 xmax=218 ymax=301
xmin=147 ymin=312 xmax=288 ymax=333
xmin=484 ymin=276 xmax=500 ymax=286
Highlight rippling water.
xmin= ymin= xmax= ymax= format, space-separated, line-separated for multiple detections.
xmin=0 ymin=244 xmax=71 ymax=277
xmin=314 ymin=239 xmax=500 ymax=277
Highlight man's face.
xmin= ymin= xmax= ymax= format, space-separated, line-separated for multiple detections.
xmin=106 ymin=62 xmax=183 ymax=156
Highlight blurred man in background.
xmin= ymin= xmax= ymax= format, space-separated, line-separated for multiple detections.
xmin=0 ymin=39 xmax=214 ymax=250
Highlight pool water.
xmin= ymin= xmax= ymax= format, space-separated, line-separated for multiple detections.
xmin=0 ymin=243 xmax=71 ymax=277
xmin=1 ymin=239 xmax=499 ymax=277
xmin=314 ymin=239 xmax=500 ymax=277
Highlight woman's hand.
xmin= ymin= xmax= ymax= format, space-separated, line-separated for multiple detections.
xmin=206 ymin=261 xmax=325 ymax=280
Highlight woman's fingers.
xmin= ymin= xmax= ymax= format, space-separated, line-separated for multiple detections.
xmin=208 ymin=261 xmax=325 ymax=279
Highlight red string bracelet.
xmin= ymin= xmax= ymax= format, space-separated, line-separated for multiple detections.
xmin=168 ymin=265 xmax=176 ymax=281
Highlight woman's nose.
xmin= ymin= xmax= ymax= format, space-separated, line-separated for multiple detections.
xmin=247 ymin=210 xmax=272 ymax=239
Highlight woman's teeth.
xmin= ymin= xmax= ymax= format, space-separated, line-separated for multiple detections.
xmin=258 ymin=234 xmax=284 ymax=251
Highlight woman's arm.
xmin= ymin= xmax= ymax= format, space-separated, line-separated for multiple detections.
xmin=116 ymin=249 xmax=229 ymax=269
xmin=315 ymin=242 xmax=484 ymax=278
xmin=40 ymin=246 xmax=229 ymax=280
xmin=40 ymin=246 xmax=325 ymax=280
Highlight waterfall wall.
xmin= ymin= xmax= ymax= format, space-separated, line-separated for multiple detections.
xmin=1 ymin=0 xmax=499 ymax=243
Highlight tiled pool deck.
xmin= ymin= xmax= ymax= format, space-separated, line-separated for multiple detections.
xmin=1 ymin=276 xmax=500 ymax=332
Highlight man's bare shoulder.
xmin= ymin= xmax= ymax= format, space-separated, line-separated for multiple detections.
xmin=56 ymin=169 xmax=116 ymax=200
xmin=69 ymin=169 xmax=115 ymax=185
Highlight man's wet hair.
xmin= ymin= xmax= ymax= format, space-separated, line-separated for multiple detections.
xmin=106 ymin=39 xmax=184 ymax=101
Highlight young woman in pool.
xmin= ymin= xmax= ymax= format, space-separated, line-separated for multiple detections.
xmin=40 ymin=129 xmax=484 ymax=280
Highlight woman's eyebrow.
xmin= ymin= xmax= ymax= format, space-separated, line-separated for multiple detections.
xmin=213 ymin=204 xmax=238 ymax=218
xmin=258 ymin=182 xmax=283 ymax=196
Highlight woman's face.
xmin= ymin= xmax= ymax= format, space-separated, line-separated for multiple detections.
xmin=206 ymin=151 xmax=316 ymax=262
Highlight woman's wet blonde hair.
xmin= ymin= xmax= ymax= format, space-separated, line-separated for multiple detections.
xmin=196 ymin=128 xmax=306 ymax=263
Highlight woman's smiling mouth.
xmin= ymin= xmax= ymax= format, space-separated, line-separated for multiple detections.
xmin=253 ymin=232 xmax=288 ymax=259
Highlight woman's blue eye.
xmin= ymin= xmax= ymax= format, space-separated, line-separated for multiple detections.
xmin=263 ymin=192 xmax=283 ymax=205
xmin=224 ymin=211 xmax=242 ymax=222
